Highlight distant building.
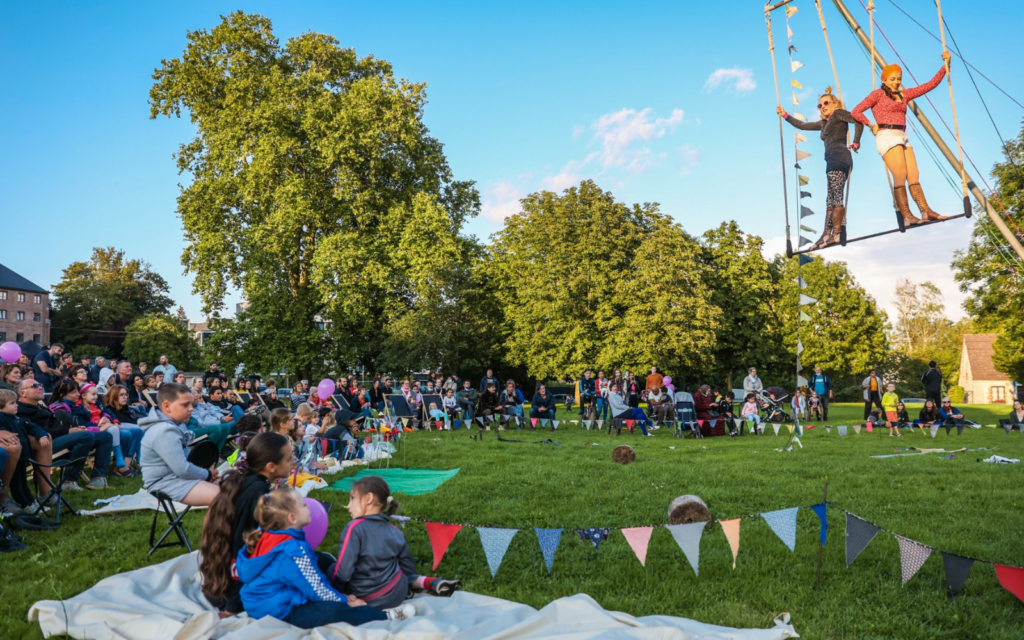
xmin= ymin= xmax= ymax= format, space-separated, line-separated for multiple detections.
xmin=958 ymin=334 xmax=1011 ymax=404
xmin=188 ymin=320 xmax=215 ymax=346
xmin=0 ymin=263 xmax=49 ymax=346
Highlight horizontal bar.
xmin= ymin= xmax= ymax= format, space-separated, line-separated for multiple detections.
xmin=791 ymin=213 xmax=969 ymax=255
xmin=765 ymin=0 xmax=798 ymax=12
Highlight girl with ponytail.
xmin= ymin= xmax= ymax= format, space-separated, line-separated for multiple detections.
xmin=199 ymin=432 xmax=293 ymax=614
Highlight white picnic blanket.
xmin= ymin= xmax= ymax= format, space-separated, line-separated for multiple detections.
xmin=29 ymin=552 xmax=799 ymax=640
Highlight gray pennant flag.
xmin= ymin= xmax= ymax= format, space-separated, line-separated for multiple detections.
xmin=800 ymin=235 xmax=812 ymax=246
xmin=942 ymin=552 xmax=975 ymax=599
xmin=800 ymin=205 xmax=816 ymax=218
xmin=667 ymin=522 xmax=705 ymax=575
xmin=896 ymin=535 xmax=933 ymax=586
xmin=798 ymin=253 xmax=814 ymax=266
xmin=800 ymin=190 xmax=812 ymax=198
xmin=845 ymin=513 xmax=880 ymax=567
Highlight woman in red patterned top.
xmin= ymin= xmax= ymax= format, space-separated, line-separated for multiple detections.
xmin=852 ymin=51 xmax=951 ymax=227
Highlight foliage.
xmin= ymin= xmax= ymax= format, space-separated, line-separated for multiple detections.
xmin=701 ymin=222 xmax=786 ymax=389
xmin=122 ymin=313 xmax=201 ymax=371
xmin=149 ymin=12 xmax=478 ymax=378
xmin=50 ymin=247 xmax=174 ymax=357
xmin=488 ymin=180 xmax=720 ymax=381
xmin=947 ymin=384 xmax=965 ymax=404
xmin=891 ymin=279 xmax=952 ymax=354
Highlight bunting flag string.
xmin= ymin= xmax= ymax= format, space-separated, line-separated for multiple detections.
xmin=800 ymin=205 xmax=815 ymax=218
xmin=785 ymin=4 xmax=798 ymax=18
xmin=791 ymin=79 xmax=804 ymax=90
xmin=578 ymin=528 xmax=610 ymax=550
xmin=942 ymin=552 xmax=975 ymax=599
xmin=772 ymin=423 xmax=781 ymax=436
xmin=795 ymin=132 xmax=807 ymax=144
xmin=798 ymin=174 xmax=809 ymax=185
xmin=796 ymin=149 xmax=812 ymax=161
xmin=477 ymin=527 xmax=518 ymax=577
xmin=799 ymin=310 xmax=813 ymax=322
xmin=845 ymin=512 xmax=880 ymax=567
xmin=792 ymin=113 xmax=807 ymax=121
xmin=791 ymin=60 xmax=804 ymax=73
xmin=896 ymin=535 xmax=933 ymax=586
xmin=995 ymin=565 xmax=1024 ymax=604
xmin=811 ymin=503 xmax=828 ymax=546
xmin=800 ymin=190 xmax=812 ymax=199
xmin=838 ymin=425 xmax=848 ymax=436
xmin=799 ymin=294 xmax=817 ymax=305
xmin=852 ymin=424 xmax=862 ymax=435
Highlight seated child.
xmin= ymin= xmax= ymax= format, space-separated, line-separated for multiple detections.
xmin=741 ymin=394 xmax=761 ymax=426
xmin=427 ymin=402 xmax=447 ymax=430
xmin=325 ymin=409 xmax=365 ymax=461
xmin=236 ymin=485 xmax=415 ymax=627
xmin=808 ymin=391 xmax=823 ymax=421
xmin=331 ymin=477 xmax=460 ymax=610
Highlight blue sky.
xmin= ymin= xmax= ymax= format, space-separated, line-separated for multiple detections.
xmin=3 ymin=0 xmax=1023 ymax=322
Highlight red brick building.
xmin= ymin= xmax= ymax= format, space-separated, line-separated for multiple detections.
xmin=0 ymin=263 xmax=49 ymax=346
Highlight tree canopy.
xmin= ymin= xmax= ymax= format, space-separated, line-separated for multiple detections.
xmin=122 ymin=313 xmax=201 ymax=371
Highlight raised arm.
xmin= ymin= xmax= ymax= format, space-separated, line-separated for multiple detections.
xmin=776 ymin=106 xmax=822 ymax=131
xmin=903 ymin=66 xmax=947 ymax=101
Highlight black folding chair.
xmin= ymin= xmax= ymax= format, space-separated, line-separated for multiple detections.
xmin=29 ymin=451 xmax=85 ymax=525
xmin=148 ymin=490 xmax=192 ymax=555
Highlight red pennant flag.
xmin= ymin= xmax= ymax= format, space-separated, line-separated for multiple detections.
xmin=425 ymin=522 xmax=463 ymax=570
xmin=865 ymin=422 xmax=873 ymax=433
xmin=531 ymin=417 xmax=537 ymax=428
xmin=436 ymin=420 xmax=444 ymax=431
xmin=625 ymin=420 xmax=634 ymax=431
xmin=996 ymin=564 xmax=1024 ymax=604
xmin=805 ymin=424 xmax=817 ymax=430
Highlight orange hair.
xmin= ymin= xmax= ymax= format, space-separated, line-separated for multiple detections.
xmin=881 ymin=64 xmax=901 ymax=82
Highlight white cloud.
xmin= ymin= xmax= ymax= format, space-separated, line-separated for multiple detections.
xmin=591 ymin=108 xmax=684 ymax=171
xmin=541 ymin=158 xmax=589 ymax=192
xmin=480 ymin=181 xmax=524 ymax=224
xmin=679 ymin=145 xmax=701 ymax=177
xmin=704 ymin=68 xmax=757 ymax=94
xmin=762 ymin=226 xmax=968 ymax=321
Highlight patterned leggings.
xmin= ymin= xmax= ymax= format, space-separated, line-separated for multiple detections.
xmin=826 ymin=170 xmax=848 ymax=209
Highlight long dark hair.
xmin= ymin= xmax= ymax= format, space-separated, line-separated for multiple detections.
xmin=50 ymin=378 xmax=80 ymax=405
xmin=200 ymin=432 xmax=290 ymax=601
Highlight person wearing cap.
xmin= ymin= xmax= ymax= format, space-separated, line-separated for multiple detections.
xmin=921 ymin=360 xmax=943 ymax=405
xmin=861 ymin=368 xmax=884 ymax=420
xmin=326 ymin=408 xmax=364 ymax=460
xmin=742 ymin=367 xmax=763 ymax=396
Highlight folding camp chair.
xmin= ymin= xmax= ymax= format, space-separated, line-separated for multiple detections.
xmin=29 ymin=449 xmax=85 ymax=525
xmin=148 ymin=491 xmax=192 ymax=555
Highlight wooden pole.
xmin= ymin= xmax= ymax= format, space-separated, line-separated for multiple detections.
xmin=766 ymin=11 xmax=793 ymax=246
xmin=814 ymin=481 xmax=829 ymax=590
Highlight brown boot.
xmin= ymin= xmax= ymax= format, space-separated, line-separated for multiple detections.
xmin=828 ymin=204 xmax=846 ymax=244
xmin=807 ymin=207 xmax=834 ymax=251
xmin=909 ymin=183 xmax=948 ymax=221
xmin=894 ymin=186 xmax=922 ymax=226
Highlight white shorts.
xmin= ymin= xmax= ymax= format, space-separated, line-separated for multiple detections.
xmin=876 ymin=128 xmax=912 ymax=156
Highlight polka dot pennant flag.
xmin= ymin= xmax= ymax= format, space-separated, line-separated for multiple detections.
xmin=761 ymin=508 xmax=799 ymax=552
xmin=577 ymin=528 xmax=610 ymax=550
xmin=845 ymin=512 xmax=880 ymax=568
xmin=535 ymin=528 xmax=563 ymax=574
xmin=476 ymin=527 xmax=518 ymax=578
xmin=895 ymin=534 xmax=933 ymax=586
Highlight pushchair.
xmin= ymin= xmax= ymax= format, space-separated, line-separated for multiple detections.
xmin=673 ymin=391 xmax=697 ymax=437
xmin=757 ymin=389 xmax=791 ymax=423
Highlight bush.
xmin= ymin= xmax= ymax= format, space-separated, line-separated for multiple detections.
xmin=947 ymin=385 xmax=965 ymax=404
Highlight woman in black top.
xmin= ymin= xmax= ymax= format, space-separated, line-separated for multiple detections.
xmin=777 ymin=87 xmax=864 ymax=250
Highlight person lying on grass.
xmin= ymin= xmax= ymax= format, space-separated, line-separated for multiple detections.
xmin=330 ymin=476 xmax=460 ymax=610
xmin=236 ymin=485 xmax=416 ymax=628
xmin=139 ymin=382 xmax=221 ymax=506
xmin=201 ymin=432 xmax=294 ymax=616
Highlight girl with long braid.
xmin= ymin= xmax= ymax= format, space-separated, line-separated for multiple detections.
xmin=851 ymin=51 xmax=952 ymax=226
xmin=777 ymin=87 xmax=863 ymax=250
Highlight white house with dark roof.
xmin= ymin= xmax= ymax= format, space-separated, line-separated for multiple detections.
xmin=0 ymin=263 xmax=50 ymax=346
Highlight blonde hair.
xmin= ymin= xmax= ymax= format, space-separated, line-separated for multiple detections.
xmin=820 ymin=86 xmax=844 ymax=109
xmin=0 ymin=388 xmax=16 ymax=410
xmin=242 ymin=486 xmax=303 ymax=552
xmin=295 ymin=402 xmax=316 ymax=421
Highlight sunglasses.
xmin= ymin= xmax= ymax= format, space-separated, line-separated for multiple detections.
xmin=817 ymin=101 xmax=834 ymax=109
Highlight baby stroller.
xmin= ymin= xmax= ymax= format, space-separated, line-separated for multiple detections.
xmin=757 ymin=389 xmax=791 ymax=423
xmin=673 ymin=391 xmax=697 ymax=437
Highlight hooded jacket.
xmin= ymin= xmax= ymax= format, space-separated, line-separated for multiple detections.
xmin=139 ymin=409 xmax=209 ymax=491
xmin=237 ymin=528 xmax=346 ymax=620
xmin=332 ymin=513 xmax=417 ymax=608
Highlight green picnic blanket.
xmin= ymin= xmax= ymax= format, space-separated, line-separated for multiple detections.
xmin=328 ymin=468 xmax=460 ymax=496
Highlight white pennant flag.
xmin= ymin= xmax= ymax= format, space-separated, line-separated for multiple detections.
xmin=792 ymin=92 xmax=800 ymax=106
xmin=596 ymin=420 xmax=604 ymax=430
xmin=786 ymin=5 xmax=799 ymax=18
xmin=797 ymin=375 xmax=808 ymax=387
xmin=797 ymin=276 xmax=808 ymax=289
xmin=791 ymin=60 xmax=804 ymax=73
xmin=583 ymin=419 xmax=592 ymax=430
xmin=552 ymin=420 xmax=560 ymax=430
xmin=795 ymin=132 xmax=807 ymax=143
xmin=800 ymin=224 xmax=816 ymax=233
xmin=797 ymin=339 xmax=804 ymax=355
xmin=793 ymin=112 xmax=807 ymax=121
xmin=787 ymin=24 xmax=793 ymax=40
xmin=772 ymin=423 xmax=781 ymax=436
xmin=477 ymin=417 xmax=484 ymax=426
xmin=800 ymin=294 xmax=818 ymax=305
xmin=796 ymin=149 xmax=812 ymax=161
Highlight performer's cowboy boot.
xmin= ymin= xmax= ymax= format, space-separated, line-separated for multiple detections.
xmin=808 ymin=207 xmax=834 ymax=251
xmin=827 ymin=205 xmax=846 ymax=245
xmin=894 ymin=186 xmax=923 ymax=225
xmin=909 ymin=183 xmax=948 ymax=221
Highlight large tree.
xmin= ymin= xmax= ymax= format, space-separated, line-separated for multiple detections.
xmin=122 ymin=313 xmax=201 ymax=371
xmin=50 ymin=247 xmax=174 ymax=356
xmin=150 ymin=12 xmax=478 ymax=378
xmin=488 ymin=180 xmax=720 ymax=381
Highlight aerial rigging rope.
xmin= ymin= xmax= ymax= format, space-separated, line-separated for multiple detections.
xmin=935 ymin=0 xmax=970 ymax=204
xmin=765 ymin=7 xmax=793 ymax=254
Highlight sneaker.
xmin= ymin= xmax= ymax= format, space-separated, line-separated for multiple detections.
xmin=62 ymin=481 xmax=83 ymax=492
xmin=431 ymin=578 xmax=462 ymax=596
xmin=0 ymin=498 xmax=21 ymax=516
xmin=386 ymin=603 xmax=416 ymax=621
xmin=85 ymin=477 xmax=108 ymax=491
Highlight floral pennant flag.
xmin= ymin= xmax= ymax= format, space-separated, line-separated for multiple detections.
xmin=845 ymin=512 xmax=880 ymax=567
xmin=577 ymin=528 xmax=610 ymax=550
xmin=668 ymin=522 xmax=705 ymax=575
xmin=621 ymin=527 xmax=654 ymax=566
xmin=896 ymin=535 xmax=933 ymax=586
xmin=720 ymin=519 xmax=742 ymax=569
xmin=424 ymin=522 xmax=463 ymax=570
xmin=477 ymin=527 xmax=518 ymax=578
xmin=762 ymin=508 xmax=799 ymax=552
xmin=535 ymin=528 xmax=562 ymax=574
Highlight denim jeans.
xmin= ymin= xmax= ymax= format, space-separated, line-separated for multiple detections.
xmin=596 ymin=397 xmax=608 ymax=420
xmin=50 ymin=431 xmax=98 ymax=481
xmin=119 ymin=426 xmax=145 ymax=461
xmin=90 ymin=430 xmax=114 ymax=477
xmin=459 ymin=401 xmax=475 ymax=422
xmin=282 ymin=601 xmax=387 ymax=629
xmin=506 ymin=405 xmax=524 ymax=419
xmin=615 ymin=409 xmax=650 ymax=435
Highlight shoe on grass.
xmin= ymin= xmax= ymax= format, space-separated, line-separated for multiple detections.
xmin=431 ymin=578 xmax=462 ymax=596
xmin=0 ymin=498 xmax=21 ymax=516
xmin=386 ymin=603 xmax=416 ymax=621
xmin=62 ymin=481 xmax=83 ymax=492
xmin=85 ymin=477 xmax=108 ymax=491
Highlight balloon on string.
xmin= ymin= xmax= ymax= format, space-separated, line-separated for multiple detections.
xmin=0 ymin=342 xmax=21 ymax=364
xmin=303 ymin=498 xmax=329 ymax=549
xmin=317 ymin=378 xmax=336 ymax=399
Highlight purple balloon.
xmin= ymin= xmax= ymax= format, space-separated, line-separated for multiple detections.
xmin=303 ymin=497 xmax=329 ymax=550
xmin=0 ymin=342 xmax=21 ymax=364
xmin=317 ymin=378 xmax=336 ymax=398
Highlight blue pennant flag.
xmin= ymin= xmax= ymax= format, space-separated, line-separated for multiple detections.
xmin=577 ymin=528 xmax=610 ymax=550
xmin=477 ymin=527 xmax=518 ymax=578
xmin=535 ymin=528 xmax=562 ymax=574
xmin=761 ymin=508 xmax=799 ymax=552
xmin=667 ymin=522 xmax=705 ymax=575
xmin=811 ymin=503 xmax=828 ymax=546
xmin=454 ymin=419 xmax=461 ymax=430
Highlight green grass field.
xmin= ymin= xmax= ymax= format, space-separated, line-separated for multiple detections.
xmin=4 ymin=403 xmax=1024 ymax=639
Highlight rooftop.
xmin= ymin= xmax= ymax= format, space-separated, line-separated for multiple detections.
xmin=0 ymin=263 xmax=47 ymax=294
xmin=962 ymin=333 xmax=1010 ymax=382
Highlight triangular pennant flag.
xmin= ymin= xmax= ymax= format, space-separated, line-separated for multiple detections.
xmin=800 ymin=235 xmax=812 ymax=246
xmin=787 ymin=24 xmax=793 ymax=40
xmin=720 ymin=519 xmax=742 ymax=569
xmin=531 ymin=418 xmax=537 ymax=428
xmin=477 ymin=417 xmax=484 ymax=426
xmin=792 ymin=92 xmax=800 ymax=107
xmin=793 ymin=112 xmax=806 ymax=121
xmin=800 ymin=190 xmax=812 ymax=198
xmin=799 ymin=310 xmax=813 ymax=322
xmin=825 ymin=425 xmax=832 ymax=433
xmin=800 ymin=294 xmax=817 ymax=305
xmin=791 ymin=60 xmax=804 ymax=73
xmin=552 ymin=420 xmax=560 ymax=430
xmin=786 ymin=5 xmax=798 ymax=18
xmin=896 ymin=535 xmax=933 ymax=586
xmin=838 ymin=425 xmax=848 ymax=436
xmin=811 ymin=504 xmax=828 ymax=546
xmin=542 ymin=419 xmax=551 ymax=429
xmin=621 ymin=527 xmax=654 ymax=566
xmin=930 ymin=424 xmax=939 ymax=438
xmin=995 ymin=564 xmax=1024 ymax=604
xmin=424 ymin=522 xmax=463 ymax=570
xmin=1006 ymin=422 xmax=1014 ymax=434
xmin=772 ymin=423 xmax=781 ymax=436
xmin=596 ymin=420 xmax=604 ymax=430
xmin=800 ymin=205 xmax=816 ymax=219
xmin=625 ymin=419 xmax=635 ymax=431
xmin=800 ymin=225 xmax=816 ymax=234
xmin=942 ymin=552 xmax=975 ymax=598
xmin=762 ymin=508 xmax=799 ymax=552
xmin=577 ymin=528 xmax=609 ymax=550
xmin=797 ymin=276 xmax=808 ymax=289
xmin=790 ymin=83 xmax=803 ymax=95
xmin=853 ymin=424 xmax=862 ymax=435
xmin=435 ymin=420 xmax=444 ymax=431
xmin=402 ymin=417 xmax=410 ymax=428
xmin=796 ymin=149 xmax=812 ymax=161
xmin=786 ymin=424 xmax=795 ymax=434
xmin=477 ymin=527 xmax=518 ymax=578
xmin=535 ymin=528 xmax=562 ymax=574
xmin=957 ymin=424 xmax=965 ymax=436
xmin=798 ymin=174 xmax=810 ymax=185
xmin=945 ymin=424 xmax=952 ymax=435
xmin=797 ymin=338 xmax=805 ymax=354
xmin=668 ymin=522 xmax=705 ymax=575
xmin=845 ymin=513 xmax=880 ymax=567
xmin=796 ymin=375 xmax=808 ymax=387
xmin=795 ymin=424 xmax=804 ymax=437
xmin=795 ymin=132 xmax=807 ymax=143
xmin=583 ymin=419 xmax=592 ymax=430
xmin=733 ymin=418 xmax=743 ymax=430
xmin=390 ymin=515 xmax=411 ymax=529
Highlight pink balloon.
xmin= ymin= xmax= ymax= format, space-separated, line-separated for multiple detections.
xmin=0 ymin=342 xmax=21 ymax=364
xmin=303 ymin=497 xmax=329 ymax=550
xmin=317 ymin=378 xmax=336 ymax=398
